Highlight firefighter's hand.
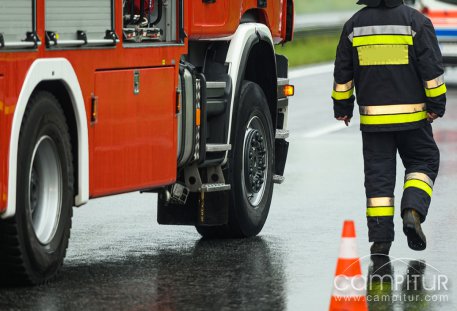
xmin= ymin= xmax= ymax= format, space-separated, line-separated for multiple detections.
xmin=336 ymin=116 xmax=351 ymax=126
xmin=427 ymin=112 xmax=438 ymax=123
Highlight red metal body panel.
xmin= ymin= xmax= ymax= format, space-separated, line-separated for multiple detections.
xmin=0 ymin=0 xmax=288 ymax=210
xmin=188 ymin=0 xmax=285 ymax=41
xmin=0 ymin=76 xmax=4 ymax=212
xmin=0 ymin=0 xmax=186 ymax=202
xmin=92 ymin=68 xmax=176 ymax=196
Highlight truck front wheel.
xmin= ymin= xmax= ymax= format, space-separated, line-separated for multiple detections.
xmin=197 ymin=81 xmax=274 ymax=238
xmin=0 ymin=91 xmax=74 ymax=285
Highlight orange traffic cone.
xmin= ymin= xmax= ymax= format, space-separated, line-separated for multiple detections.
xmin=329 ymin=220 xmax=368 ymax=311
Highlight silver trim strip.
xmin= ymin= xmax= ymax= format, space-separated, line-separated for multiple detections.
xmin=424 ymin=74 xmax=445 ymax=89
xmin=367 ymin=197 xmax=395 ymax=207
xmin=334 ymin=80 xmax=354 ymax=92
xmin=405 ymin=172 xmax=434 ymax=188
xmin=360 ymin=103 xmax=425 ymax=115
xmin=354 ymin=25 xmax=412 ymax=37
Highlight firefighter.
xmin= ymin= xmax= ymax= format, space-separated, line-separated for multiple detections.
xmin=332 ymin=0 xmax=446 ymax=255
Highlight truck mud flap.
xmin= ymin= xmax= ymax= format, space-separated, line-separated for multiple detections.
xmin=157 ymin=192 xmax=229 ymax=226
xmin=275 ymin=139 xmax=289 ymax=176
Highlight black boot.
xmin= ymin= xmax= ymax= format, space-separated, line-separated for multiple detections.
xmin=370 ymin=242 xmax=392 ymax=255
xmin=403 ymin=209 xmax=427 ymax=251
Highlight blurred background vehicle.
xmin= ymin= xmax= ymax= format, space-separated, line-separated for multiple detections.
xmin=407 ymin=0 xmax=457 ymax=66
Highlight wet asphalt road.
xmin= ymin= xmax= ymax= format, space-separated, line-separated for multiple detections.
xmin=1 ymin=65 xmax=457 ymax=311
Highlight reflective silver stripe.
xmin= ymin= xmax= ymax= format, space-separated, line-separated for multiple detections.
xmin=353 ymin=25 xmax=412 ymax=37
xmin=348 ymin=32 xmax=354 ymax=43
xmin=359 ymin=103 xmax=425 ymax=116
xmin=424 ymin=75 xmax=445 ymax=89
xmin=405 ymin=172 xmax=434 ymax=188
xmin=367 ymin=197 xmax=394 ymax=207
xmin=334 ymin=80 xmax=354 ymax=92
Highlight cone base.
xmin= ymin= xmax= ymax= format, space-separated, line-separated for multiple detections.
xmin=329 ymin=296 xmax=368 ymax=311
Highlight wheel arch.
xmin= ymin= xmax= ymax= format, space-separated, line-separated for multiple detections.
xmin=224 ymin=23 xmax=277 ymax=164
xmin=240 ymin=9 xmax=270 ymax=27
xmin=1 ymin=58 xmax=89 ymax=219
xmin=242 ymin=40 xmax=278 ymax=127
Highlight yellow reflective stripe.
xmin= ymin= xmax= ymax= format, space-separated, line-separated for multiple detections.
xmin=358 ymin=45 xmax=409 ymax=66
xmin=334 ymin=80 xmax=354 ymax=92
xmin=425 ymin=83 xmax=447 ymax=98
xmin=332 ymin=88 xmax=354 ymax=100
xmin=360 ymin=111 xmax=427 ymax=125
xmin=404 ymin=179 xmax=433 ymax=197
xmin=353 ymin=35 xmax=413 ymax=47
xmin=367 ymin=207 xmax=395 ymax=217
xmin=367 ymin=197 xmax=394 ymax=207
xmin=360 ymin=103 xmax=425 ymax=115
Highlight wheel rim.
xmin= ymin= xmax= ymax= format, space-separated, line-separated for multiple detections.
xmin=242 ymin=116 xmax=268 ymax=207
xmin=28 ymin=136 xmax=63 ymax=245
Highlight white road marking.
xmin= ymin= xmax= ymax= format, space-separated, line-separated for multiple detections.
xmin=300 ymin=121 xmax=354 ymax=138
xmin=288 ymin=63 xmax=353 ymax=138
xmin=289 ymin=63 xmax=334 ymax=80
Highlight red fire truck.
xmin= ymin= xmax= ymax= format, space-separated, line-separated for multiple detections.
xmin=0 ymin=0 xmax=294 ymax=285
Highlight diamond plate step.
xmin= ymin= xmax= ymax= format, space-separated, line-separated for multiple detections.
xmin=200 ymin=183 xmax=231 ymax=192
xmin=275 ymin=129 xmax=290 ymax=139
xmin=273 ymin=175 xmax=285 ymax=184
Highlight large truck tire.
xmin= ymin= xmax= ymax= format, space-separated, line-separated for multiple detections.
xmin=0 ymin=91 xmax=74 ymax=285
xmin=196 ymin=81 xmax=274 ymax=238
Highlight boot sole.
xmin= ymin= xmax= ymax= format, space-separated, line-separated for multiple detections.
xmin=403 ymin=222 xmax=426 ymax=251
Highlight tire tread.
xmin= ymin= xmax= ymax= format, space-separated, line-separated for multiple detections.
xmin=0 ymin=91 xmax=73 ymax=286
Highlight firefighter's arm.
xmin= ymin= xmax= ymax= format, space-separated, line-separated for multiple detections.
xmin=414 ymin=18 xmax=447 ymax=118
xmin=332 ymin=23 xmax=355 ymax=120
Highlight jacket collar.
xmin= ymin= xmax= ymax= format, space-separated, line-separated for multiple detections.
xmin=357 ymin=0 xmax=403 ymax=8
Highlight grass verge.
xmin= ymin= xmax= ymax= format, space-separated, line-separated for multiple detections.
xmin=295 ymin=0 xmax=358 ymax=14
xmin=276 ymin=34 xmax=340 ymax=68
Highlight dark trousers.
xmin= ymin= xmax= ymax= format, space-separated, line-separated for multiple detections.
xmin=362 ymin=124 xmax=440 ymax=242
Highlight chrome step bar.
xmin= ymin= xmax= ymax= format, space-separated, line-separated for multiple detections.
xmin=275 ymin=129 xmax=290 ymax=139
xmin=273 ymin=175 xmax=285 ymax=184
xmin=206 ymin=81 xmax=227 ymax=89
xmin=200 ymin=183 xmax=231 ymax=192
xmin=206 ymin=144 xmax=232 ymax=152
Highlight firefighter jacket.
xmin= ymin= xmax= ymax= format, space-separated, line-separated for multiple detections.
xmin=332 ymin=4 xmax=447 ymax=132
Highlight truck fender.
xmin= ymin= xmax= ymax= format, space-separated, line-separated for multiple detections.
xmin=224 ymin=23 xmax=275 ymax=165
xmin=1 ymin=58 xmax=89 ymax=219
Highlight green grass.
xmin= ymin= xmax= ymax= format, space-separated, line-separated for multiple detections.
xmin=294 ymin=0 xmax=358 ymax=14
xmin=276 ymin=35 xmax=340 ymax=67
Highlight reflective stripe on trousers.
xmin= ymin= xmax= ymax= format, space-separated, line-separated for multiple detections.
xmin=366 ymin=197 xmax=395 ymax=217
xmin=404 ymin=172 xmax=434 ymax=197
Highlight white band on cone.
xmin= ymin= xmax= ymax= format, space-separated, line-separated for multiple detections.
xmin=338 ymin=238 xmax=359 ymax=259
xmin=332 ymin=275 xmax=366 ymax=297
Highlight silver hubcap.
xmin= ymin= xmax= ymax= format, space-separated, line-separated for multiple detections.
xmin=29 ymin=136 xmax=63 ymax=244
xmin=242 ymin=116 xmax=268 ymax=207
